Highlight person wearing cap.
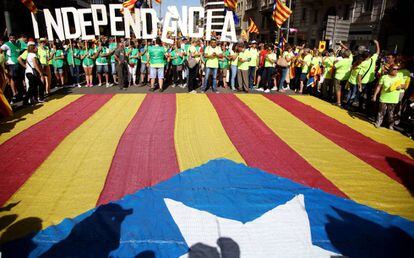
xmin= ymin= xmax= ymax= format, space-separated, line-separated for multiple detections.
xmin=201 ymin=37 xmax=223 ymax=93
xmin=0 ymin=34 xmax=21 ymax=104
xmin=247 ymin=40 xmax=259 ymax=90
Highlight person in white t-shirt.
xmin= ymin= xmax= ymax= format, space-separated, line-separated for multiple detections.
xmin=18 ymin=44 xmax=45 ymax=104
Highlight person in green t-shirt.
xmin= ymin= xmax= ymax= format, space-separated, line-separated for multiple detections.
xmin=139 ymin=40 xmax=149 ymax=86
xmin=148 ymin=38 xmax=167 ymax=92
xmin=52 ymin=43 xmax=65 ymax=87
xmin=321 ymin=49 xmax=336 ymax=100
xmin=67 ymin=40 xmax=82 ymax=87
xmin=247 ymin=40 xmax=259 ymax=89
xmin=127 ymin=41 xmax=139 ymax=86
xmin=345 ymin=56 xmax=365 ymax=110
xmin=170 ymin=42 xmax=184 ymax=87
xmin=332 ymin=42 xmax=353 ymax=106
xmin=262 ymin=44 xmax=277 ymax=92
xmin=108 ymin=38 xmax=118 ymax=85
xmin=373 ymin=65 xmax=404 ymax=129
xmin=218 ymin=43 xmax=230 ymax=89
xmin=96 ymin=40 xmax=111 ymax=87
xmin=202 ymin=38 xmax=223 ymax=93
xmin=0 ymin=34 xmax=21 ymax=101
xmin=237 ymin=43 xmax=251 ymax=92
xmin=299 ymin=49 xmax=312 ymax=94
xmin=80 ymin=41 xmax=98 ymax=87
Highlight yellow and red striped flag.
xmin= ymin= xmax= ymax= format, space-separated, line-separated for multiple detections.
xmin=121 ymin=0 xmax=138 ymax=14
xmin=272 ymin=0 xmax=292 ymax=28
xmin=20 ymin=0 xmax=38 ymax=14
xmin=154 ymin=0 xmax=161 ymax=4
xmin=247 ymin=18 xmax=259 ymax=34
xmin=224 ymin=0 xmax=238 ymax=11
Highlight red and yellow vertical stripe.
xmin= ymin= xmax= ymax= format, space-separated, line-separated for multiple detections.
xmin=1 ymin=93 xmax=414 ymax=243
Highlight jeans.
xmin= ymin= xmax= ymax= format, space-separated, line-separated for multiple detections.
xmin=230 ymin=65 xmax=237 ymax=90
xmin=279 ymin=67 xmax=288 ymax=90
xmin=345 ymin=83 xmax=361 ymax=109
xmin=202 ymin=67 xmax=218 ymax=92
xmin=261 ymin=67 xmax=275 ymax=90
xmin=25 ymin=73 xmax=45 ymax=102
xmin=69 ymin=65 xmax=80 ymax=84
xmin=248 ymin=66 xmax=256 ymax=89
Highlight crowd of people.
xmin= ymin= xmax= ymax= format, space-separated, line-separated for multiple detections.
xmin=0 ymin=33 xmax=413 ymax=134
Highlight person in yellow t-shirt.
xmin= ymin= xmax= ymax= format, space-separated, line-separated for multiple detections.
xmin=372 ymin=65 xmax=403 ymax=130
xmin=201 ymin=38 xmax=223 ymax=93
xmin=237 ymin=43 xmax=251 ymax=92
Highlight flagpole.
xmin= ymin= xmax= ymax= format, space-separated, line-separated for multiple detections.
xmin=286 ymin=0 xmax=292 ymax=42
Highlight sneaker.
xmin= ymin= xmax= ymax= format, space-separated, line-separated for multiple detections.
xmin=190 ymin=90 xmax=197 ymax=94
xmin=10 ymin=95 xmax=18 ymax=105
xmin=201 ymin=91 xmax=205 ymax=94
xmin=37 ymin=98 xmax=45 ymax=103
xmin=77 ymin=84 xmax=82 ymax=88
xmin=374 ymin=122 xmax=381 ymax=128
xmin=105 ymin=83 xmax=111 ymax=88
xmin=256 ymin=88 xmax=264 ymax=92
xmin=271 ymin=87 xmax=277 ymax=91
xmin=159 ymin=88 xmax=164 ymax=92
xmin=388 ymin=125 xmax=394 ymax=130
xmin=171 ymin=84 xmax=176 ymax=88
xmin=149 ymin=88 xmax=155 ymax=92
xmin=264 ymin=89 xmax=270 ymax=93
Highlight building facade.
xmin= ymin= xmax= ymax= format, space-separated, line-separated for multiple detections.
xmin=290 ymin=0 xmax=411 ymax=53
xmin=200 ymin=0 xmax=226 ymax=32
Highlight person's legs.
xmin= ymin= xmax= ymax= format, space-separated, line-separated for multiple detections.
xmin=241 ymin=70 xmax=249 ymax=92
xmin=97 ymin=65 xmax=103 ymax=85
xmin=386 ymin=103 xmax=396 ymax=129
xmin=149 ymin=66 xmax=156 ymax=90
xmin=212 ymin=68 xmax=218 ymax=92
xmin=248 ymin=66 xmax=256 ymax=89
xmin=345 ymin=84 xmax=357 ymax=109
xmin=116 ymin=64 xmax=124 ymax=89
xmin=375 ymin=102 xmax=387 ymax=127
xmin=111 ymin=62 xmax=118 ymax=84
xmin=279 ymin=68 xmax=288 ymax=90
xmin=157 ymin=67 xmax=164 ymax=91
xmin=334 ymin=79 xmax=342 ymax=106
xmin=231 ymin=65 xmax=237 ymax=91
xmin=202 ymin=67 xmax=212 ymax=92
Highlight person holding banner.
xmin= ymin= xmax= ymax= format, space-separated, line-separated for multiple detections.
xmin=202 ymin=38 xmax=223 ymax=93
xmin=138 ymin=40 xmax=149 ymax=87
xmin=51 ymin=42 xmax=65 ymax=87
xmin=80 ymin=41 xmax=97 ymax=87
xmin=0 ymin=34 xmax=21 ymax=104
xmin=127 ymin=41 xmax=139 ymax=87
xmin=67 ymin=40 xmax=82 ymax=88
xmin=114 ymin=41 xmax=129 ymax=90
xmin=96 ymin=39 xmax=111 ymax=87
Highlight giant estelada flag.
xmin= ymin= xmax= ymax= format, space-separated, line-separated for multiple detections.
xmin=1 ymin=93 xmax=414 ymax=257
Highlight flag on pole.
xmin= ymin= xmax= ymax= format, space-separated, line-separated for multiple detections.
xmin=272 ymin=0 xmax=292 ymax=28
xmin=154 ymin=0 xmax=161 ymax=4
xmin=121 ymin=0 xmax=138 ymax=14
xmin=20 ymin=0 xmax=38 ymax=14
xmin=247 ymin=18 xmax=259 ymax=34
xmin=224 ymin=0 xmax=238 ymax=11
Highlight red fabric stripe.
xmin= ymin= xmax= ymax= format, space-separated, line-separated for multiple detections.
xmin=0 ymin=94 xmax=113 ymax=206
xmin=266 ymin=95 xmax=414 ymax=190
xmin=97 ymin=94 xmax=179 ymax=205
xmin=208 ymin=94 xmax=346 ymax=197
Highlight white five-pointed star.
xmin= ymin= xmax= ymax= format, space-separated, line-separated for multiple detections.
xmin=164 ymin=195 xmax=338 ymax=258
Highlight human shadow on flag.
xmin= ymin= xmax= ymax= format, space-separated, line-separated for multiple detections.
xmin=39 ymin=203 xmax=132 ymax=258
xmin=326 ymin=207 xmax=414 ymax=258
xmin=187 ymin=237 xmax=240 ymax=258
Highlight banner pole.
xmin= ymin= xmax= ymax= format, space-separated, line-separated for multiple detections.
xmin=286 ymin=0 xmax=292 ymax=42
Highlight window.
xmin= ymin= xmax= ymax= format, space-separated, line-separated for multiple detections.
xmin=313 ymin=9 xmax=318 ymax=23
xmin=344 ymin=4 xmax=350 ymax=20
xmin=364 ymin=0 xmax=373 ymax=12
xmin=302 ymin=8 xmax=306 ymax=21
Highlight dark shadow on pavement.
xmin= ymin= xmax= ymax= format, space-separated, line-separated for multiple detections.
xmin=385 ymin=156 xmax=414 ymax=196
xmin=326 ymin=207 xmax=414 ymax=258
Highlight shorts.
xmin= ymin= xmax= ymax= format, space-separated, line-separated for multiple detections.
xmin=257 ymin=67 xmax=265 ymax=77
xmin=334 ymin=79 xmax=344 ymax=92
xmin=149 ymin=67 xmax=164 ymax=79
xmin=300 ymin=73 xmax=307 ymax=82
xmin=111 ymin=62 xmax=117 ymax=75
xmin=7 ymin=64 xmax=20 ymax=79
xmin=97 ymin=64 xmax=109 ymax=74
xmin=83 ymin=65 xmax=93 ymax=69
xmin=140 ymin=63 xmax=148 ymax=73
xmin=54 ymin=67 xmax=64 ymax=74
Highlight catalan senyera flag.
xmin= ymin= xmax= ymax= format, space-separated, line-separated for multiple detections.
xmin=272 ymin=0 xmax=292 ymax=28
xmin=247 ymin=17 xmax=259 ymax=34
xmin=154 ymin=0 xmax=161 ymax=4
xmin=224 ymin=0 xmax=238 ymax=11
xmin=121 ymin=0 xmax=138 ymax=14
xmin=20 ymin=0 xmax=38 ymax=14
xmin=1 ymin=93 xmax=414 ymax=257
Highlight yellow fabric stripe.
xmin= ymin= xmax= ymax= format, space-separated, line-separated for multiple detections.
xmin=0 ymin=94 xmax=145 ymax=243
xmin=238 ymin=94 xmax=414 ymax=220
xmin=0 ymin=94 xmax=82 ymax=145
xmin=175 ymin=94 xmax=245 ymax=171
xmin=292 ymin=95 xmax=414 ymax=159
